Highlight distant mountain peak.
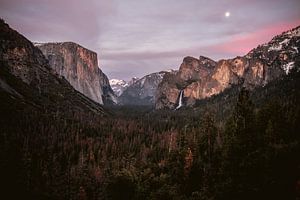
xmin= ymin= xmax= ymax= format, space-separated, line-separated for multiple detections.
xmin=109 ymin=79 xmax=128 ymax=96
xmin=117 ymin=70 xmax=175 ymax=105
xmin=109 ymin=79 xmax=127 ymax=86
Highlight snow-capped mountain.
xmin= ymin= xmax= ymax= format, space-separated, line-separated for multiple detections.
xmin=109 ymin=76 xmax=141 ymax=97
xmin=109 ymin=79 xmax=128 ymax=96
xmin=118 ymin=70 xmax=176 ymax=105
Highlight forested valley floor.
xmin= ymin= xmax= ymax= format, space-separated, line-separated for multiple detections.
xmin=1 ymin=72 xmax=300 ymax=200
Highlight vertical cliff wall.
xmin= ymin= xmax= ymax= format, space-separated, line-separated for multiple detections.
xmin=0 ymin=20 xmax=105 ymax=115
xmin=37 ymin=42 xmax=116 ymax=105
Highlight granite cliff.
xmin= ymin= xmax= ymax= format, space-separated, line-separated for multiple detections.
xmin=36 ymin=42 xmax=116 ymax=105
xmin=0 ymin=19 xmax=105 ymax=116
xmin=156 ymin=26 xmax=300 ymax=109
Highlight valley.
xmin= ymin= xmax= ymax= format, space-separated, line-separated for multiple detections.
xmin=0 ymin=17 xmax=300 ymax=200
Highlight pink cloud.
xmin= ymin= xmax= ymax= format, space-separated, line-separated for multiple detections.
xmin=209 ymin=20 xmax=300 ymax=56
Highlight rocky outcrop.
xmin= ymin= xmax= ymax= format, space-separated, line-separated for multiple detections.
xmin=156 ymin=26 xmax=300 ymax=109
xmin=99 ymin=69 xmax=117 ymax=104
xmin=119 ymin=70 xmax=176 ymax=105
xmin=0 ymin=19 xmax=105 ymax=115
xmin=36 ymin=42 xmax=116 ymax=105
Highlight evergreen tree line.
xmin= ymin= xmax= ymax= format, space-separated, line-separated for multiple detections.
xmin=0 ymin=73 xmax=299 ymax=199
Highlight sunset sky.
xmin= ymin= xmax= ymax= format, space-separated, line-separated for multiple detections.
xmin=1 ymin=0 xmax=300 ymax=80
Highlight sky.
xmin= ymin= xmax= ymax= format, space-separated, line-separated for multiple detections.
xmin=1 ymin=0 xmax=300 ymax=80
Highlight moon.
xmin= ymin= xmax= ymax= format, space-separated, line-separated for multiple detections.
xmin=225 ymin=11 xmax=231 ymax=18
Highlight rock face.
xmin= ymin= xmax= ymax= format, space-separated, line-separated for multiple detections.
xmin=99 ymin=69 xmax=118 ymax=105
xmin=156 ymin=26 xmax=300 ymax=109
xmin=0 ymin=19 xmax=105 ymax=115
xmin=36 ymin=42 xmax=116 ymax=105
xmin=119 ymin=70 xmax=176 ymax=105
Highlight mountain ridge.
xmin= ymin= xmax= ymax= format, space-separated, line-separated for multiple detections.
xmin=155 ymin=25 xmax=300 ymax=109
xmin=118 ymin=70 xmax=177 ymax=105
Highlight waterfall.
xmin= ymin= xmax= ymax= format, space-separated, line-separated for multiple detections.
xmin=175 ymin=90 xmax=184 ymax=110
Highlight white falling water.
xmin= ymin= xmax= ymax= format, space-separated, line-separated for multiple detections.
xmin=175 ymin=90 xmax=183 ymax=110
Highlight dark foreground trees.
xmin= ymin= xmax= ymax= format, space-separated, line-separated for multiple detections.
xmin=1 ymin=75 xmax=300 ymax=199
